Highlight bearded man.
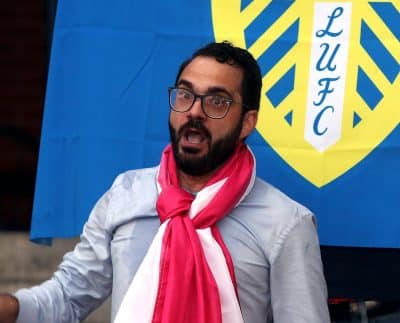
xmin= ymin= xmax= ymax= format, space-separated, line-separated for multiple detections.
xmin=0 ymin=41 xmax=330 ymax=323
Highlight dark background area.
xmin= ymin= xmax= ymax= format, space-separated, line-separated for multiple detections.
xmin=0 ymin=0 xmax=56 ymax=231
xmin=0 ymin=1 xmax=399 ymax=321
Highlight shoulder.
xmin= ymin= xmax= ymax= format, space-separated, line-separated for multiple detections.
xmin=228 ymin=177 xmax=316 ymax=260
xmin=108 ymin=165 xmax=159 ymax=202
xmin=110 ymin=166 xmax=159 ymax=191
xmin=240 ymin=177 xmax=314 ymax=223
xmin=98 ymin=166 xmax=159 ymax=225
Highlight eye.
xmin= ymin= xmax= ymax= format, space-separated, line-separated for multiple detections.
xmin=208 ymin=95 xmax=229 ymax=108
xmin=177 ymin=89 xmax=193 ymax=100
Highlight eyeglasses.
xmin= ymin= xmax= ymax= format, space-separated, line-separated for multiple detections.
xmin=168 ymin=87 xmax=241 ymax=119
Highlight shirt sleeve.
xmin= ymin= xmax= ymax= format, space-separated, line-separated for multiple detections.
xmin=270 ymin=214 xmax=330 ymax=323
xmin=15 ymin=188 xmax=114 ymax=323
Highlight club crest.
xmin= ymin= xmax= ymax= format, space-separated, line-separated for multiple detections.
xmin=212 ymin=0 xmax=399 ymax=187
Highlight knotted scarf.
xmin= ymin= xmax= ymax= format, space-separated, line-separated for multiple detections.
xmin=114 ymin=143 xmax=255 ymax=323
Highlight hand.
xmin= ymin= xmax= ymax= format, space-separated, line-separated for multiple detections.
xmin=0 ymin=294 xmax=19 ymax=323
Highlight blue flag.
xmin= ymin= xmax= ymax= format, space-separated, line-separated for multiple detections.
xmin=32 ymin=0 xmax=400 ymax=248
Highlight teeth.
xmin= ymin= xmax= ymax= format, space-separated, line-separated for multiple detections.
xmin=187 ymin=133 xmax=203 ymax=144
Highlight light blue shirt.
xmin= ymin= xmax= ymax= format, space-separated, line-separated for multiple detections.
xmin=16 ymin=166 xmax=330 ymax=322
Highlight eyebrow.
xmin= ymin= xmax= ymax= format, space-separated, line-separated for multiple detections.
xmin=177 ymin=79 xmax=233 ymax=98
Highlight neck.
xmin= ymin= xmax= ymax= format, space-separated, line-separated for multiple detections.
xmin=178 ymin=170 xmax=217 ymax=193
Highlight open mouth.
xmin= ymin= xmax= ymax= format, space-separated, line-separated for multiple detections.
xmin=175 ymin=120 xmax=212 ymax=154
xmin=179 ymin=121 xmax=211 ymax=143
xmin=179 ymin=127 xmax=211 ymax=154
xmin=185 ymin=128 xmax=205 ymax=144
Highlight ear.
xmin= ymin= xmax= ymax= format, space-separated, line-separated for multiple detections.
xmin=240 ymin=110 xmax=258 ymax=140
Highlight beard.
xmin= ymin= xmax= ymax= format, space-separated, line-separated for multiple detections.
xmin=169 ymin=117 xmax=244 ymax=176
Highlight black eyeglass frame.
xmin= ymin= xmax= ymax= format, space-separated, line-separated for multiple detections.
xmin=168 ymin=87 xmax=247 ymax=119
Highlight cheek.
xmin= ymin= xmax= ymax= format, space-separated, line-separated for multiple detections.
xmin=208 ymin=121 xmax=231 ymax=140
xmin=212 ymin=115 xmax=242 ymax=137
xmin=169 ymin=112 xmax=183 ymax=128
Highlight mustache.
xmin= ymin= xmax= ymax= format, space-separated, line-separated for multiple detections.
xmin=177 ymin=119 xmax=211 ymax=140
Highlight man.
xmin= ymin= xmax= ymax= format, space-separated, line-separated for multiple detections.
xmin=0 ymin=41 xmax=330 ymax=322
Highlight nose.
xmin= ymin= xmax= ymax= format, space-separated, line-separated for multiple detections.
xmin=187 ymin=96 xmax=206 ymax=120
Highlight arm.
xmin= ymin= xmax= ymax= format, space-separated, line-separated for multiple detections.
xmin=13 ymin=188 xmax=115 ymax=323
xmin=0 ymin=294 xmax=18 ymax=323
xmin=270 ymin=215 xmax=330 ymax=322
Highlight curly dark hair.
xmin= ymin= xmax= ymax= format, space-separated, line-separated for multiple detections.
xmin=175 ymin=41 xmax=262 ymax=112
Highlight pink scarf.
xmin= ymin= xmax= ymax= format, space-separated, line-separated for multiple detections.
xmin=114 ymin=143 xmax=255 ymax=323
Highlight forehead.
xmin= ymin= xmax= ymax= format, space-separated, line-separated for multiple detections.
xmin=178 ymin=56 xmax=243 ymax=95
